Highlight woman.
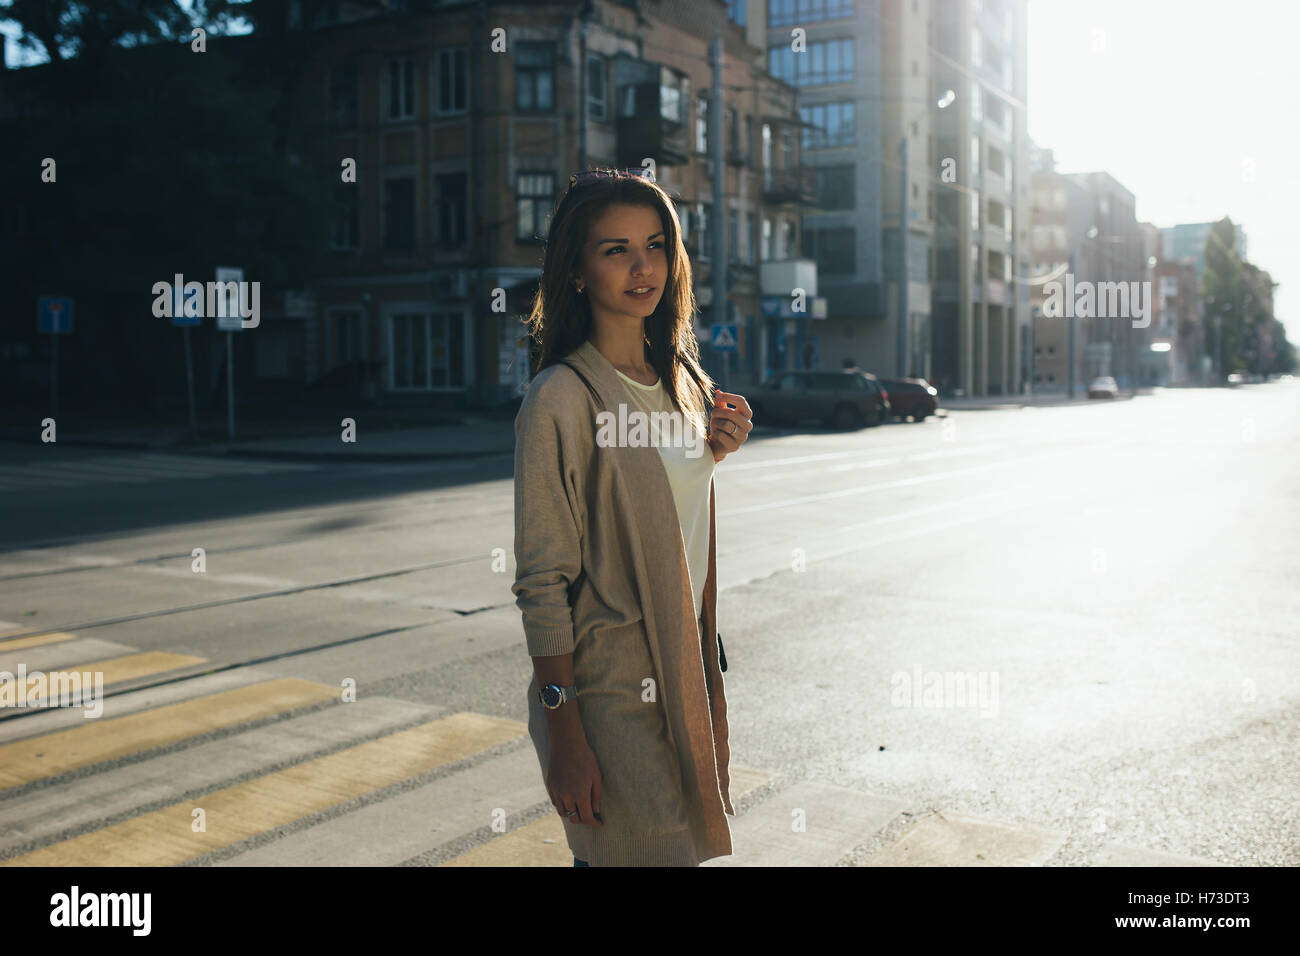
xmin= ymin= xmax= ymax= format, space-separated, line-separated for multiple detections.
xmin=512 ymin=167 xmax=752 ymax=866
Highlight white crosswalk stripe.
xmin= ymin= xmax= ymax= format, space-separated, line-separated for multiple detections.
xmin=0 ymin=454 xmax=317 ymax=490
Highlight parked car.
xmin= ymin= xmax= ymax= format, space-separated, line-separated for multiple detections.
xmin=1087 ymin=376 xmax=1118 ymax=399
xmin=1226 ymin=369 xmax=1249 ymax=385
xmin=750 ymin=369 xmax=891 ymax=429
xmin=878 ymin=377 xmax=938 ymax=421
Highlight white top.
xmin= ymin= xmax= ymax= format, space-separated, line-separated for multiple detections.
xmin=613 ymin=367 xmax=715 ymax=620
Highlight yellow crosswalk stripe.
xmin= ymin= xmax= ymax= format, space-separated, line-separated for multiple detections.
xmin=440 ymin=763 xmax=775 ymax=866
xmin=0 ymin=678 xmax=338 ymax=790
xmin=2 ymin=712 xmax=526 ymax=866
xmin=20 ymin=651 xmax=209 ymax=690
xmin=0 ymin=631 xmax=78 ymax=652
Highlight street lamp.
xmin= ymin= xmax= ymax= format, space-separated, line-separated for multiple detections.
xmin=899 ymin=89 xmax=954 ymax=380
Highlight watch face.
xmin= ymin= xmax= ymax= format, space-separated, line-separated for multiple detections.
xmin=541 ymin=685 xmax=560 ymax=707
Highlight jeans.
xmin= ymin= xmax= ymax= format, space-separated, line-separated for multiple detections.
xmin=573 ymin=857 xmax=589 ymax=867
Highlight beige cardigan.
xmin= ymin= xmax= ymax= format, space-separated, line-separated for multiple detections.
xmin=512 ymin=338 xmax=734 ymax=866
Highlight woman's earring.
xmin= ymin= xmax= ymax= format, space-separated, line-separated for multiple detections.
xmin=576 ymin=282 xmax=585 ymax=294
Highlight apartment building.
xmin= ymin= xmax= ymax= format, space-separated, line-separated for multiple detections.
xmin=296 ymin=0 xmax=812 ymax=408
xmin=931 ymin=0 xmax=1030 ymax=396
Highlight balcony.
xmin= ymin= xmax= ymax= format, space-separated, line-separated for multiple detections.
xmin=762 ymin=166 xmax=817 ymax=205
xmin=613 ymin=55 xmax=690 ymax=167
xmin=760 ymin=259 xmax=818 ymax=297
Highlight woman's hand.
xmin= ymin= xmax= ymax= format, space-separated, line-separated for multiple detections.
xmin=708 ymin=388 xmax=752 ymax=464
xmin=547 ymin=727 xmax=603 ymax=828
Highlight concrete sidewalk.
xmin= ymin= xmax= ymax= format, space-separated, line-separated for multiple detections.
xmin=0 ymin=414 xmax=521 ymax=463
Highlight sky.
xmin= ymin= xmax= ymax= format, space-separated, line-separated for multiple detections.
xmin=3 ymin=1 xmax=1293 ymax=341
xmin=1026 ymin=0 xmax=1296 ymax=340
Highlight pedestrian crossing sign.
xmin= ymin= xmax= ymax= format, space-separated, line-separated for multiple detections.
xmin=711 ymin=324 xmax=738 ymax=351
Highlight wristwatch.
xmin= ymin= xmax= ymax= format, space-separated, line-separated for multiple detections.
xmin=538 ymin=683 xmax=579 ymax=710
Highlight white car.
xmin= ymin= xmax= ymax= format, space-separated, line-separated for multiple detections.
xmin=1087 ymin=376 xmax=1118 ymax=399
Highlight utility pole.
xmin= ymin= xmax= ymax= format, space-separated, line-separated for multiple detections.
xmin=899 ymin=135 xmax=909 ymax=379
xmin=710 ymin=31 xmax=728 ymax=390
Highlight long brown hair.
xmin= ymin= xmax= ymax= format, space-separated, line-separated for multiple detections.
xmin=523 ymin=169 xmax=716 ymax=434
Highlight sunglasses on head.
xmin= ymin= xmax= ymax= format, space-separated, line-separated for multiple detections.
xmin=567 ymin=167 xmax=656 ymax=189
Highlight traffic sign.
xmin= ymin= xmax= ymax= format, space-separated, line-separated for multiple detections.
xmin=711 ymin=323 xmax=738 ymax=352
xmin=215 ymin=266 xmax=245 ymax=331
xmin=38 ymin=297 xmax=73 ymax=334
xmin=172 ymin=285 xmax=202 ymax=327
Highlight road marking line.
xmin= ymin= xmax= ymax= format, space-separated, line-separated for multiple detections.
xmin=439 ymin=764 xmax=774 ymax=866
xmin=0 ymin=678 xmax=338 ymax=790
xmin=1 ymin=712 xmax=525 ymax=866
xmin=0 ymin=631 xmax=78 ymax=653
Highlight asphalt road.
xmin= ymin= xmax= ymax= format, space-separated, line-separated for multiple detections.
xmin=0 ymin=381 xmax=1296 ymax=866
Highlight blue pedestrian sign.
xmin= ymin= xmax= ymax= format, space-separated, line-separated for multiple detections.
xmin=171 ymin=285 xmax=202 ymax=327
xmin=711 ymin=323 xmax=738 ymax=352
xmin=38 ymin=296 xmax=74 ymax=334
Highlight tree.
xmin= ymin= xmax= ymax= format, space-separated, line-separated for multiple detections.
xmin=0 ymin=0 xmax=243 ymax=66
xmin=1200 ymin=217 xmax=1248 ymax=377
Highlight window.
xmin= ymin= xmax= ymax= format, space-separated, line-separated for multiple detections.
xmin=586 ymin=53 xmax=607 ymax=121
xmin=390 ymin=311 xmax=465 ymax=390
xmin=726 ymin=108 xmax=738 ymax=156
xmin=762 ymin=217 xmax=773 ymax=260
xmin=971 ymin=27 xmax=982 ymax=67
xmin=383 ymin=177 xmax=415 ymax=253
xmin=727 ymin=0 xmax=746 ymax=24
xmin=781 ymin=219 xmax=796 ymax=260
xmin=331 ymin=64 xmax=357 ymax=127
xmin=768 ymin=0 xmax=855 ymax=27
xmin=435 ymin=173 xmax=467 ymax=245
xmin=984 ymin=94 xmax=1004 ymax=133
xmin=516 ymin=173 xmax=554 ymax=241
xmin=970 ymin=134 xmax=980 ymax=178
xmin=743 ymin=211 xmax=753 ymax=264
xmin=1004 ymin=205 xmax=1013 ymax=243
xmin=696 ymin=202 xmax=712 ymax=260
xmin=660 ymin=70 xmax=685 ymax=123
xmin=970 ymin=191 xmax=980 ymax=231
xmin=776 ymin=372 xmax=805 ymax=391
xmin=696 ymin=94 xmax=708 ymax=153
xmin=762 ymin=123 xmax=772 ymax=173
xmin=744 ymin=115 xmax=753 ymax=161
xmin=815 ymin=165 xmax=855 ymax=210
xmin=435 ymin=48 xmax=467 ymax=115
xmin=970 ymin=242 xmax=981 ymax=280
xmin=805 ymin=227 xmax=855 ymax=275
xmin=387 ymin=57 xmax=415 ymax=120
xmin=768 ymin=38 xmax=854 ymax=86
xmin=987 ymin=146 xmax=1004 ymax=185
xmin=909 ymin=233 xmax=928 ymax=282
xmin=516 ymin=42 xmax=554 ymax=111
xmin=331 ymin=184 xmax=358 ymax=250
xmin=728 ymin=208 xmax=739 ymax=262
xmin=800 ymin=102 xmax=855 ymax=149
xmin=781 ymin=129 xmax=794 ymax=168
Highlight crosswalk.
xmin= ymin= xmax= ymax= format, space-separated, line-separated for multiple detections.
xmin=0 ymin=625 xmax=1228 ymax=867
xmin=0 ymin=453 xmax=318 ymax=490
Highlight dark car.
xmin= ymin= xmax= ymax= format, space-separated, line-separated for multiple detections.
xmin=878 ymin=377 xmax=938 ymax=422
xmin=749 ymin=369 xmax=891 ymax=430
